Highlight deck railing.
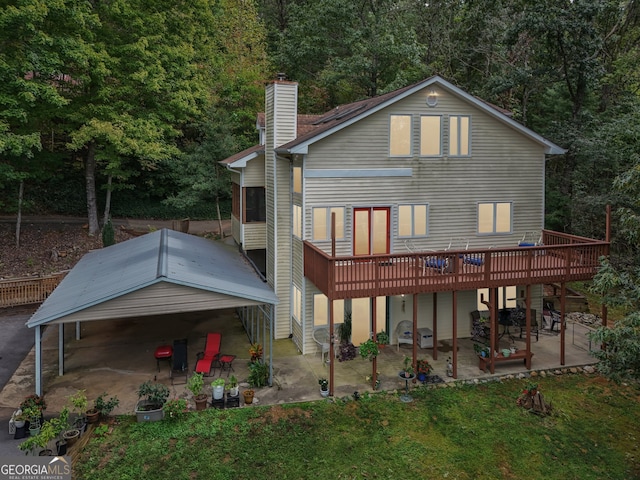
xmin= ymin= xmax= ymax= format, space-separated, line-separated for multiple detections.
xmin=304 ymin=232 xmax=609 ymax=300
xmin=0 ymin=272 xmax=67 ymax=308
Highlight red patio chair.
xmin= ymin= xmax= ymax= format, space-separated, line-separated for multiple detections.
xmin=195 ymin=332 xmax=221 ymax=376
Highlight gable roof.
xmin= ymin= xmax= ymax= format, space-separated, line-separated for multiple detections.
xmin=27 ymin=229 xmax=278 ymax=327
xmin=276 ymin=75 xmax=565 ymax=155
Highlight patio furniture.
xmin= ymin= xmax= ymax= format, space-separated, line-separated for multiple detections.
xmin=195 ymin=332 xmax=221 ymax=376
xmin=395 ymin=321 xmax=433 ymax=350
xmin=154 ymin=344 xmax=173 ymax=372
xmin=518 ymin=231 xmax=542 ymax=247
xmin=170 ymin=338 xmax=188 ymax=385
xmin=312 ymin=327 xmax=331 ymax=363
xmin=543 ymin=302 xmax=562 ymax=332
xmin=218 ymin=354 xmax=236 ymax=377
xmin=405 ymin=240 xmax=450 ymax=274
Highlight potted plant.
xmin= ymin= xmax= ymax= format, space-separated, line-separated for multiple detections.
xmin=211 ymin=378 xmax=225 ymax=400
xmin=135 ymin=381 xmax=169 ymax=422
xmin=401 ymin=356 xmax=415 ymax=378
xmin=338 ymin=310 xmax=357 ymax=362
xmin=20 ymin=394 xmax=46 ymax=432
xmin=187 ymin=372 xmax=208 ymax=410
xmin=21 ymin=405 xmax=42 ymax=436
xmin=375 ymin=330 xmax=389 ymax=348
xmin=227 ymin=375 xmax=239 ymax=397
xmin=416 ymin=358 xmax=432 ymax=382
xmin=243 ymin=389 xmax=255 ymax=405
xmin=318 ymin=378 xmax=329 ymax=397
xmin=249 ymin=343 xmax=263 ymax=363
xmin=68 ymin=389 xmax=88 ymax=432
xmin=358 ymin=339 xmax=379 ymax=361
xmin=96 ymin=394 xmax=119 ymax=417
xmin=248 ymin=361 xmax=269 ymax=387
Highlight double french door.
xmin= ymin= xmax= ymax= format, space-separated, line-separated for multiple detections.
xmin=353 ymin=207 xmax=390 ymax=256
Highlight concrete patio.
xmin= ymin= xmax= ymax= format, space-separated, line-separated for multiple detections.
xmin=0 ymin=307 xmax=598 ymax=417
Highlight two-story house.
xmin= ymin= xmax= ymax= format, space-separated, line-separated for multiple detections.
xmin=222 ymin=75 xmax=608 ymax=384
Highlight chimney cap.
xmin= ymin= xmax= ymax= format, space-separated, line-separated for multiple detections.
xmin=276 ymin=72 xmax=287 ymax=81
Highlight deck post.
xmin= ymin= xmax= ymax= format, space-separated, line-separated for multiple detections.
xmin=34 ymin=325 xmax=42 ymax=396
xmin=372 ymin=297 xmax=378 ymax=389
xmin=452 ymin=290 xmax=458 ymax=378
xmin=412 ymin=294 xmax=418 ymax=367
xmin=431 ymin=293 xmax=438 ymax=360
xmin=560 ymin=282 xmax=566 ymax=365
xmin=525 ymin=284 xmax=532 ymax=369
xmin=329 ymin=299 xmax=335 ymax=397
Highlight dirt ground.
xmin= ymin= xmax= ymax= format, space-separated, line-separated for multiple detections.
xmin=0 ymin=216 xmax=229 ymax=279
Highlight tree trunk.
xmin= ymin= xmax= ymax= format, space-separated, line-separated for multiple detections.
xmin=215 ymin=194 xmax=224 ymax=238
xmin=15 ymin=180 xmax=23 ymax=248
xmin=103 ymin=174 xmax=112 ymax=227
xmin=85 ymin=142 xmax=100 ymax=236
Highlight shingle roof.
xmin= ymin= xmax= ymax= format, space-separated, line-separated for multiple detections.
xmin=27 ymin=229 xmax=278 ymax=327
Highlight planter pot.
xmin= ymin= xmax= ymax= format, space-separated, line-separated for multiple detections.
xmin=229 ymin=387 xmax=239 ymax=397
xmin=14 ymin=420 xmax=25 ymax=429
xmin=320 ymin=389 xmax=329 ymax=398
xmin=86 ymin=409 xmax=100 ymax=424
xmin=73 ymin=417 xmax=87 ymax=434
xmin=417 ymin=373 xmax=427 ymax=383
xmin=56 ymin=440 xmax=67 ymax=456
xmin=194 ymin=395 xmax=208 ymax=411
xmin=63 ymin=428 xmax=80 ymax=448
xmin=29 ymin=426 xmax=40 ymax=436
xmin=212 ymin=385 xmax=224 ymax=400
xmin=38 ymin=449 xmax=54 ymax=456
xmin=135 ymin=400 xmax=164 ymax=422
xmin=243 ymin=390 xmax=254 ymax=405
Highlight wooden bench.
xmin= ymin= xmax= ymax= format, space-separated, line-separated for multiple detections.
xmin=478 ymin=350 xmax=533 ymax=372
xmin=195 ymin=332 xmax=221 ymax=376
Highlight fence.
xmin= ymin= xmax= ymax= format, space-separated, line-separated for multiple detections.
xmin=0 ymin=272 xmax=67 ymax=308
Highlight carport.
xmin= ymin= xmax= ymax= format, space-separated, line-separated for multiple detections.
xmin=26 ymin=229 xmax=279 ymax=396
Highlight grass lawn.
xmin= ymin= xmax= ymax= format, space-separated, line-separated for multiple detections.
xmin=75 ymin=374 xmax=640 ymax=480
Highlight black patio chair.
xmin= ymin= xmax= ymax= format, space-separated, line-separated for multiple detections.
xmin=170 ymin=338 xmax=188 ymax=385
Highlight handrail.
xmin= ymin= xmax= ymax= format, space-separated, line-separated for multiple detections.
xmin=304 ymin=233 xmax=609 ymax=300
xmin=0 ymin=272 xmax=67 ymax=308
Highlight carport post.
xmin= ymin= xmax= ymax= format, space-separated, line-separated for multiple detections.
xmin=35 ymin=325 xmax=42 ymax=396
xmin=269 ymin=303 xmax=274 ymax=387
xmin=76 ymin=321 xmax=81 ymax=340
xmin=59 ymin=323 xmax=64 ymax=376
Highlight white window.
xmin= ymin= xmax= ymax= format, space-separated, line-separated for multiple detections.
xmin=293 ymin=285 xmax=302 ymax=323
xmin=293 ymin=204 xmax=302 ymax=238
xmin=477 ymin=286 xmax=517 ymax=311
xmin=293 ymin=166 xmax=302 ymax=194
xmin=478 ymin=202 xmax=511 ymax=234
xmin=389 ymin=114 xmax=412 ymax=156
xmin=313 ymin=294 xmax=345 ymax=327
xmin=449 ymin=115 xmax=470 ymax=156
xmin=312 ymin=207 xmax=345 ymax=240
xmin=398 ymin=204 xmax=428 ymax=237
xmin=420 ymin=115 xmax=442 ymax=156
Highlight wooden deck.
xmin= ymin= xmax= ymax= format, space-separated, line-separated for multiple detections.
xmin=304 ymin=231 xmax=609 ymax=300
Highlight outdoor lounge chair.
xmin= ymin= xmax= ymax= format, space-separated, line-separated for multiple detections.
xmin=170 ymin=338 xmax=189 ymax=385
xmin=404 ymin=240 xmax=449 ymax=274
xmin=195 ymin=332 xmax=221 ymax=376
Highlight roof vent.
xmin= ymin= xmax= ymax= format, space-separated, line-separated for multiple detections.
xmin=276 ymin=72 xmax=287 ymax=81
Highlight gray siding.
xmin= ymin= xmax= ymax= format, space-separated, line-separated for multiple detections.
xmin=302 ymin=90 xmax=545 ymax=255
xmin=266 ymin=82 xmax=297 ymax=339
xmin=48 ymin=283 xmax=263 ymax=324
xmin=243 ymin=223 xmax=267 ymax=250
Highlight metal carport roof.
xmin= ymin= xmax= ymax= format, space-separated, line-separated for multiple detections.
xmin=26 ymin=228 xmax=278 ymax=395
